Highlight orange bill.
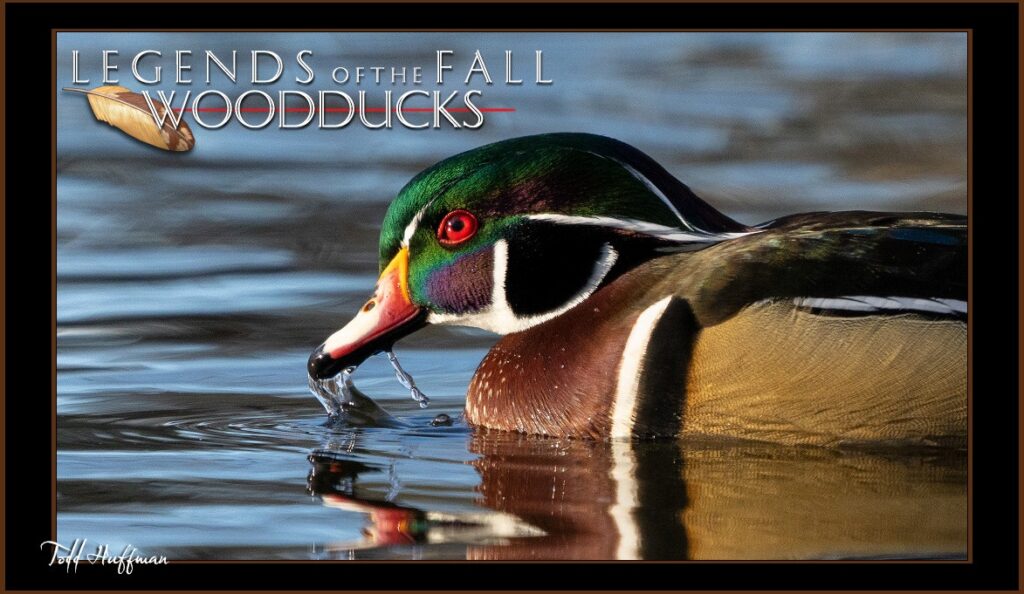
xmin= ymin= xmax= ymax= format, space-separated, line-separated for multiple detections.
xmin=308 ymin=248 xmax=425 ymax=379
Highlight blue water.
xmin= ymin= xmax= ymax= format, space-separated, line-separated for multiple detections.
xmin=56 ymin=32 xmax=967 ymax=560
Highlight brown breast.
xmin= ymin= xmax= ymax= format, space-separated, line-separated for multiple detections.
xmin=464 ymin=270 xmax=656 ymax=438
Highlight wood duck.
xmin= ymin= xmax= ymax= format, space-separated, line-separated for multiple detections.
xmin=308 ymin=133 xmax=966 ymax=446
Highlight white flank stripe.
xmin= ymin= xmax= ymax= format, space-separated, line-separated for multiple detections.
xmin=525 ymin=213 xmax=751 ymax=244
xmin=610 ymin=296 xmax=674 ymax=438
xmin=794 ymin=296 xmax=967 ymax=316
xmin=609 ymin=439 xmax=641 ymax=560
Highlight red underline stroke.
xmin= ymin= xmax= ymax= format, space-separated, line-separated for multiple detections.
xmin=172 ymin=107 xmax=516 ymax=113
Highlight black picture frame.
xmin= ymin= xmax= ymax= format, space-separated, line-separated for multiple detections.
xmin=5 ymin=1 xmax=1018 ymax=591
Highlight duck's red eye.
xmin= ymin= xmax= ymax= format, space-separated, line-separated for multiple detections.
xmin=437 ymin=210 xmax=478 ymax=246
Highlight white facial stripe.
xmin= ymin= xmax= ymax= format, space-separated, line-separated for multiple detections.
xmin=525 ymin=213 xmax=751 ymax=243
xmin=489 ymin=237 xmax=512 ymax=318
xmin=401 ymin=197 xmax=438 ymax=247
xmin=426 ymin=240 xmax=619 ymax=335
xmin=792 ymin=296 xmax=967 ymax=316
xmin=580 ymin=147 xmax=696 ymax=232
xmin=610 ymin=296 xmax=674 ymax=438
xmin=618 ymin=161 xmax=694 ymax=232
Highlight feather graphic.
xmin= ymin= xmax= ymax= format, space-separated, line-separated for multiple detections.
xmin=62 ymin=85 xmax=195 ymax=151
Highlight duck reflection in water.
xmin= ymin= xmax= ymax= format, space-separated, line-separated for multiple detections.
xmin=307 ymin=449 xmax=544 ymax=557
xmin=307 ymin=456 xmax=429 ymax=549
xmin=307 ymin=432 xmax=965 ymax=560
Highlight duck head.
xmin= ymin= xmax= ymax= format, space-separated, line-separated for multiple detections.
xmin=308 ymin=132 xmax=746 ymax=380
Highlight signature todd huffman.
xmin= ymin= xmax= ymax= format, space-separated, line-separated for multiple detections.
xmin=41 ymin=539 xmax=168 ymax=574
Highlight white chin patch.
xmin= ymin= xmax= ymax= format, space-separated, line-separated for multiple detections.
xmin=426 ymin=239 xmax=618 ymax=335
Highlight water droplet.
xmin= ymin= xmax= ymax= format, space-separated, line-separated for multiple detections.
xmin=308 ymin=365 xmax=358 ymax=416
xmin=387 ymin=350 xmax=430 ymax=408
xmin=431 ymin=413 xmax=453 ymax=427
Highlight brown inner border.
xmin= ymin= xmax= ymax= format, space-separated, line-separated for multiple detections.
xmin=48 ymin=28 xmax=973 ymax=567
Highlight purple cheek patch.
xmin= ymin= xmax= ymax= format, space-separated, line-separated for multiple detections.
xmin=425 ymin=247 xmax=494 ymax=314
